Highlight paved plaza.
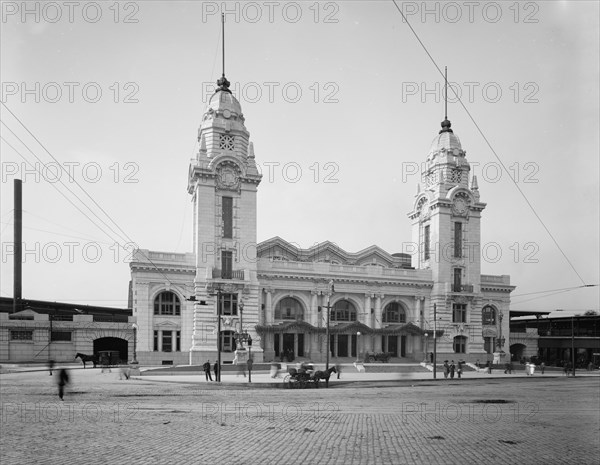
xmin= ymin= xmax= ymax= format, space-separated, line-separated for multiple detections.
xmin=1 ymin=366 xmax=599 ymax=465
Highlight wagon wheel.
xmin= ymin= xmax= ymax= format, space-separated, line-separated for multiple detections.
xmin=298 ymin=377 xmax=307 ymax=389
xmin=368 ymin=356 xmax=375 ymax=363
xmin=283 ymin=374 xmax=292 ymax=388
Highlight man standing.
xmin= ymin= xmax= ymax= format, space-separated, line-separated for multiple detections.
xmin=213 ymin=361 xmax=219 ymax=381
xmin=203 ymin=360 xmax=213 ymax=381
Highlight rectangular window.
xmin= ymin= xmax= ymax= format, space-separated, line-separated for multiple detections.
xmin=454 ymin=222 xmax=462 ymax=258
xmin=220 ymin=293 xmax=238 ymax=316
xmin=153 ymin=331 xmax=159 ymax=351
xmin=162 ymin=331 xmax=172 ymax=352
xmin=219 ymin=331 xmax=235 ymax=352
xmin=176 ymin=331 xmax=181 ymax=352
xmin=484 ymin=337 xmax=496 ymax=354
xmin=51 ymin=331 xmax=72 ymax=342
xmin=453 ymin=268 xmax=462 ymax=292
xmin=452 ymin=304 xmax=467 ymax=323
xmin=221 ymin=251 xmax=233 ymax=279
xmin=10 ymin=330 xmax=33 ymax=341
xmin=423 ymin=225 xmax=430 ymax=260
xmin=222 ymin=196 xmax=233 ymax=238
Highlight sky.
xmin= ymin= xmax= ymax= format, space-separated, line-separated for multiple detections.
xmin=0 ymin=1 xmax=598 ymax=313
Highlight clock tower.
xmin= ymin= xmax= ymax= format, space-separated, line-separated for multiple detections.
xmin=187 ymin=74 xmax=263 ymax=364
xmin=408 ymin=114 xmax=487 ymax=357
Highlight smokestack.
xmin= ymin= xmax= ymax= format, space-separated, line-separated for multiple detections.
xmin=13 ymin=179 xmax=22 ymax=313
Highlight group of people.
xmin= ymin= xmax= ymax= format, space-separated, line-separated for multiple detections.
xmin=202 ymin=360 xmax=220 ymax=381
xmin=203 ymin=358 xmax=254 ymax=381
xmin=442 ymin=360 xmax=463 ymax=379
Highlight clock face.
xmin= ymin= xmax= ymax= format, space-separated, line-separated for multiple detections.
xmin=453 ymin=197 xmax=467 ymax=214
xmin=222 ymin=109 xmax=231 ymax=119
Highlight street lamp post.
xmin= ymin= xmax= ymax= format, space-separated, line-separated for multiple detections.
xmin=233 ymin=299 xmax=252 ymax=383
xmin=131 ymin=323 xmax=138 ymax=364
xmin=424 ymin=332 xmax=429 ymax=364
xmin=325 ymin=280 xmax=334 ymax=371
xmin=433 ymin=303 xmax=437 ymax=379
xmin=356 ymin=331 xmax=361 ymax=362
xmin=217 ymin=290 xmax=222 ymax=382
xmin=571 ymin=315 xmax=576 ymax=377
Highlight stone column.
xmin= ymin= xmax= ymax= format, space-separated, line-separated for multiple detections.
xmin=265 ymin=289 xmax=273 ymax=325
xmin=310 ymin=290 xmax=319 ymax=327
xmin=374 ymin=294 xmax=384 ymax=353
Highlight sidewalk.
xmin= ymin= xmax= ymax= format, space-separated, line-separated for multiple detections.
xmin=134 ymin=364 xmax=600 ymax=387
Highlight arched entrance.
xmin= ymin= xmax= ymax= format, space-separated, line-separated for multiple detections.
xmin=510 ymin=343 xmax=526 ymax=362
xmin=93 ymin=337 xmax=128 ymax=363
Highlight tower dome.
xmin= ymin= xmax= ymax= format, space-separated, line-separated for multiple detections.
xmin=428 ymin=119 xmax=462 ymax=156
xmin=206 ymin=88 xmax=243 ymax=117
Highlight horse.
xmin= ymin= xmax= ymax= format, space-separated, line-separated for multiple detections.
xmin=312 ymin=366 xmax=337 ymax=388
xmin=75 ymin=353 xmax=98 ymax=369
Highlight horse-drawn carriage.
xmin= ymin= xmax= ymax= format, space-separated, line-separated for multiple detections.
xmin=283 ymin=363 xmax=337 ymax=389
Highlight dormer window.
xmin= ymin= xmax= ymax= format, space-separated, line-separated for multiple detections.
xmin=220 ymin=134 xmax=235 ymax=151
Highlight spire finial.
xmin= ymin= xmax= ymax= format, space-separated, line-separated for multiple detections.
xmin=439 ymin=66 xmax=453 ymax=134
xmin=216 ymin=13 xmax=231 ymax=93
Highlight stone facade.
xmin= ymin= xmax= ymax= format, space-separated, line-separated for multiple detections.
xmin=129 ymin=79 xmax=515 ymax=366
xmin=0 ymin=308 xmax=133 ymax=363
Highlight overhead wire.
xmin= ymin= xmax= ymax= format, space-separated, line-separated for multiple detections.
xmin=391 ymin=0 xmax=588 ymax=287
xmin=0 ymin=108 xmax=192 ymax=299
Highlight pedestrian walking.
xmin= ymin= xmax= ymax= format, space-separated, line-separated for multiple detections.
xmin=57 ymin=368 xmax=69 ymax=400
xmin=450 ymin=360 xmax=456 ymax=379
xmin=457 ymin=361 xmax=463 ymax=379
xmin=486 ymin=360 xmax=492 ymax=374
xmin=335 ymin=362 xmax=342 ymax=379
xmin=203 ymin=360 xmax=213 ymax=381
xmin=270 ymin=362 xmax=280 ymax=378
xmin=213 ymin=361 xmax=219 ymax=381
xmin=540 ymin=362 xmax=545 ymax=375
xmin=563 ymin=362 xmax=569 ymax=376
xmin=247 ymin=357 xmax=253 ymax=378
xmin=47 ymin=359 xmax=55 ymax=376
xmin=443 ymin=361 xmax=449 ymax=379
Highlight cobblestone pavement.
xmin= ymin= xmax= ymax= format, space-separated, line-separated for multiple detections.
xmin=1 ymin=369 xmax=598 ymax=465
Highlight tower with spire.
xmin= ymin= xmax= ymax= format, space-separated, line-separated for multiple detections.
xmin=187 ymin=15 xmax=263 ymax=364
xmin=407 ymin=68 xmax=487 ymax=357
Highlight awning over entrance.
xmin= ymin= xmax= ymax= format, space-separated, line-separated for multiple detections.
xmin=255 ymin=321 xmax=437 ymax=336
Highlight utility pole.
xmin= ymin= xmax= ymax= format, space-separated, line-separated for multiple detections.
xmin=433 ymin=303 xmax=437 ymax=379
xmin=325 ymin=280 xmax=334 ymax=371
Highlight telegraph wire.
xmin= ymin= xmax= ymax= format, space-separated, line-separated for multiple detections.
xmin=391 ymin=0 xmax=588 ymax=287
xmin=1 ymin=104 xmax=131 ymax=245
xmin=0 ymin=110 xmax=191 ymax=299
xmin=0 ymin=133 xmax=130 ymax=247
xmin=511 ymin=284 xmax=598 ymax=299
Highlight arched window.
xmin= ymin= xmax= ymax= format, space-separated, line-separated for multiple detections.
xmin=219 ymin=330 xmax=237 ymax=352
xmin=453 ymin=336 xmax=467 ymax=354
xmin=383 ymin=302 xmax=406 ymax=323
xmin=154 ymin=291 xmax=181 ymax=316
xmin=482 ymin=306 xmax=496 ymax=325
xmin=331 ymin=300 xmax=357 ymax=322
xmin=274 ymin=297 xmax=304 ymax=321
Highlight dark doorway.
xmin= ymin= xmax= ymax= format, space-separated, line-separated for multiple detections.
xmin=351 ymin=334 xmax=357 ymax=358
xmin=337 ymin=335 xmax=349 ymax=357
xmin=283 ymin=333 xmax=295 ymax=356
xmin=297 ymin=334 xmax=304 ymax=357
xmin=93 ymin=337 xmax=128 ymax=363
xmin=400 ymin=335 xmax=406 ymax=357
xmin=383 ymin=336 xmax=399 ymax=357
xmin=274 ymin=334 xmax=280 ymax=357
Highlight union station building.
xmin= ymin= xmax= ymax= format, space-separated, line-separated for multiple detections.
xmin=129 ymin=74 xmax=515 ymax=366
